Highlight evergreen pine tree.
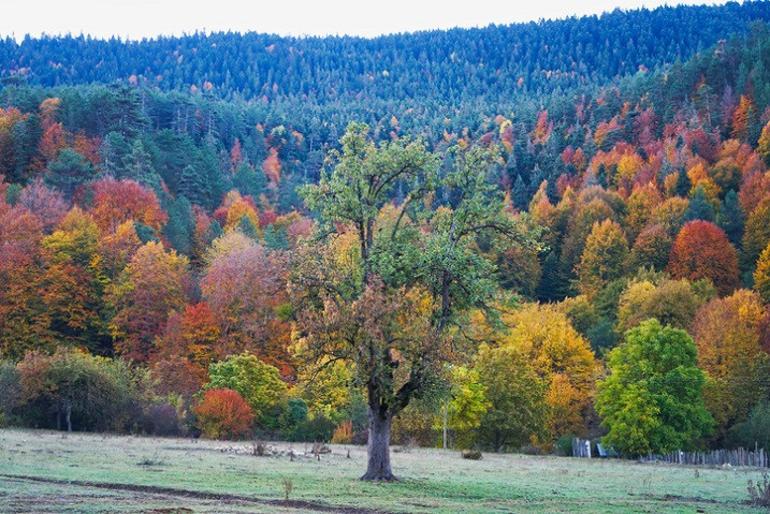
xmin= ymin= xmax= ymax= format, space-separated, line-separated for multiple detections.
xmin=133 ymin=221 xmax=159 ymax=244
xmin=596 ymin=164 xmax=608 ymax=188
xmin=511 ymin=174 xmax=528 ymax=210
xmin=206 ymin=220 xmax=224 ymax=243
xmin=99 ymin=131 xmax=130 ymax=178
xmin=717 ymin=190 xmax=745 ymax=247
xmin=10 ymin=115 xmax=42 ymax=182
xmin=232 ymin=161 xmax=266 ymax=200
xmin=200 ymin=141 xmax=228 ymax=209
xmin=537 ymin=251 xmax=567 ymax=302
xmin=163 ymin=196 xmax=194 ymax=255
xmin=683 ymin=185 xmax=715 ymax=223
xmin=178 ymin=164 xmax=210 ymax=207
xmin=675 ymin=168 xmax=691 ymax=197
xmin=44 ymin=149 xmax=94 ymax=198
xmin=125 ymin=139 xmax=158 ymax=186
xmin=263 ymin=224 xmax=288 ymax=250
xmin=236 ymin=215 xmax=259 ymax=240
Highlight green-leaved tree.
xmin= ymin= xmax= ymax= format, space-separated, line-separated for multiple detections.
xmin=292 ymin=122 xmax=538 ymax=480
xmin=596 ymin=319 xmax=713 ymax=456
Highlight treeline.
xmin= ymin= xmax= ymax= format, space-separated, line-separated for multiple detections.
xmin=3 ymin=13 xmax=770 ymax=456
xmin=2 ymin=2 xmax=769 ymax=103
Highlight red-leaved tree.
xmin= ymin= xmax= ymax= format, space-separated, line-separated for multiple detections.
xmin=90 ymin=178 xmax=167 ymax=233
xmin=668 ymin=220 xmax=739 ymax=295
xmin=194 ymin=388 xmax=254 ymax=440
xmin=200 ymin=244 xmax=293 ymax=377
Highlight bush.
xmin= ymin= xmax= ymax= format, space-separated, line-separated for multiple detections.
xmin=194 ymin=388 xmax=254 ymax=440
xmin=331 ymin=420 xmax=353 ymax=444
xmin=278 ymin=398 xmax=308 ymax=439
xmin=0 ymin=361 xmax=20 ymax=425
xmin=292 ymin=414 xmax=336 ymax=442
xmin=555 ymin=434 xmax=575 ymax=456
xmin=391 ymin=400 xmax=440 ymax=447
xmin=728 ymin=401 xmax=770 ymax=450
xmin=142 ymin=402 xmax=183 ymax=436
xmin=206 ymin=353 xmax=287 ymax=427
xmin=14 ymin=348 xmax=150 ymax=432
xmin=281 ymin=477 xmax=294 ymax=501
xmin=748 ymin=473 xmax=770 ymax=507
xmin=351 ymin=428 xmax=369 ymax=445
xmin=520 ymin=443 xmax=546 ymax=455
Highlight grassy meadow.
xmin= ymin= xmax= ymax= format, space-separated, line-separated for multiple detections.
xmin=0 ymin=428 xmax=765 ymax=513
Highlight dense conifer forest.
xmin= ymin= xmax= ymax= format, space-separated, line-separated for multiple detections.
xmin=3 ymin=2 xmax=770 ymax=472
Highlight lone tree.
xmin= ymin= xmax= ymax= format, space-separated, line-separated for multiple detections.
xmin=292 ymin=123 xmax=538 ymax=480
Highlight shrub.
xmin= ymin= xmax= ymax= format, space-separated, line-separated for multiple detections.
xmin=331 ymin=420 xmax=353 ymax=444
xmin=292 ymin=414 xmax=336 ymax=442
xmin=520 ymin=443 xmax=546 ymax=455
xmin=728 ymin=402 xmax=770 ymax=450
xmin=0 ymin=361 xmax=20 ymax=425
xmin=555 ymin=434 xmax=574 ymax=456
xmin=252 ymin=440 xmax=269 ymax=456
xmin=143 ymin=402 xmax=182 ymax=436
xmin=391 ymin=400 xmax=439 ymax=447
xmin=281 ymin=477 xmax=294 ymax=501
xmin=206 ymin=353 xmax=287 ymax=427
xmin=278 ymin=398 xmax=308 ymax=439
xmin=194 ymin=388 xmax=254 ymax=440
xmin=14 ymin=348 xmax=150 ymax=432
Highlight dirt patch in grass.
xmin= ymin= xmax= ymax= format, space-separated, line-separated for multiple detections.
xmin=0 ymin=474 xmax=394 ymax=514
xmin=629 ymin=492 xmax=736 ymax=507
xmin=659 ymin=493 xmax=722 ymax=503
xmin=144 ymin=509 xmax=195 ymax=513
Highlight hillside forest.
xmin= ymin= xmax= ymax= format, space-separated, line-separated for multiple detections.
xmin=2 ymin=2 xmax=770 ymax=477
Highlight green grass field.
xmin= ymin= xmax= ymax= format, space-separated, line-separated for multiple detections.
xmin=0 ymin=428 xmax=765 ymax=513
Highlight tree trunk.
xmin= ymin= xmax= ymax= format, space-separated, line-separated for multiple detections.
xmin=361 ymin=408 xmax=395 ymax=481
xmin=65 ymin=402 xmax=72 ymax=433
xmin=442 ymin=404 xmax=448 ymax=450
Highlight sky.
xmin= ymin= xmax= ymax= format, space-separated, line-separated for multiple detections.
xmin=2 ymin=0 xmax=727 ymax=41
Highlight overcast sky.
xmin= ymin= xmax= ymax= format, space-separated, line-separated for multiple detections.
xmin=3 ymin=0 xmax=727 ymax=41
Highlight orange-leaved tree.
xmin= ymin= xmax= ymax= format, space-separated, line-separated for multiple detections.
xmin=691 ymin=289 xmax=770 ymax=439
xmin=90 ymin=178 xmax=166 ymax=233
xmin=194 ymin=388 xmax=254 ymax=440
xmin=668 ymin=220 xmax=738 ymax=295
xmin=108 ymin=242 xmax=189 ymax=362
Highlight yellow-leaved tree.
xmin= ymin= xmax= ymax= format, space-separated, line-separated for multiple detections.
xmin=473 ymin=304 xmax=598 ymax=445
xmin=691 ymin=289 xmax=770 ymax=439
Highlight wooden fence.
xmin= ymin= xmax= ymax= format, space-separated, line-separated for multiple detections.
xmin=642 ymin=447 xmax=769 ymax=467
xmin=572 ymin=438 xmax=769 ymax=467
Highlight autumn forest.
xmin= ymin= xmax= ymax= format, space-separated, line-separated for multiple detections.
xmin=3 ymin=1 xmax=770 ymax=482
